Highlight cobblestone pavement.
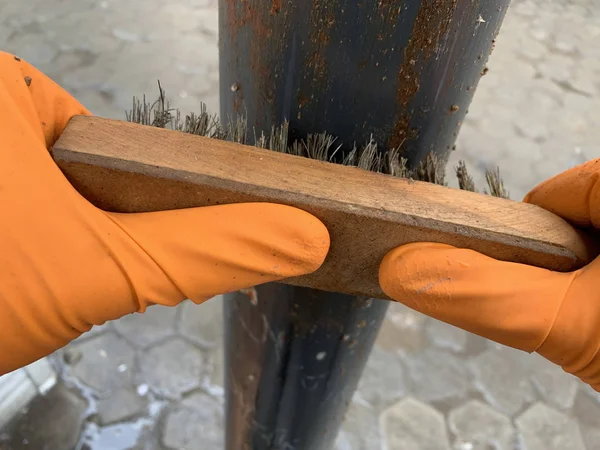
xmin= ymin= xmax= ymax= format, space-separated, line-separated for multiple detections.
xmin=1 ymin=0 xmax=600 ymax=449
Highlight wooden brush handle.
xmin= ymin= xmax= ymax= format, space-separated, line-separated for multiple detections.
xmin=51 ymin=116 xmax=597 ymax=300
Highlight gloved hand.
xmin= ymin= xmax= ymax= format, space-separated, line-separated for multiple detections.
xmin=379 ymin=159 xmax=600 ymax=390
xmin=0 ymin=52 xmax=329 ymax=374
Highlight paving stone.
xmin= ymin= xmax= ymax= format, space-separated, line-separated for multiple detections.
xmin=69 ymin=322 xmax=111 ymax=347
xmin=208 ymin=345 xmax=224 ymax=397
xmin=376 ymin=303 xmax=428 ymax=353
xmin=580 ymin=425 xmax=600 ymax=450
xmin=1 ymin=383 xmax=87 ymax=450
xmin=529 ymin=354 xmax=579 ymax=410
xmin=82 ymin=411 xmax=163 ymax=450
xmin=335 ymin=397 xmax=381 ymax=450
xmin=96 ymin=387 xmax=147 ymax=425
xmin=424 ymin=319 xmax=468 ymax=353
xmin=403 ymin=348 xmax=471 ymax=404
xmin=448 ymin=400 xmax=516 ymax=450
xmin=470 ymin=347 xmax=535 ymax=416
xmin=69 ymin=332 xmax=135 ymax=395
xmin=138 ymin=337 xmax=205 ymax=399
xmin=113 ymin=304 xmax=178 ymax=348
xmin=5 ymin=29 xmax=59 ymax=69
xmin=355 ymin=347 xmax=406 ymax=410
xmin=516 ymin=402 xmax=586 ymax=450
xmin=581 ymin=382 xmax=600 ymax=406
xmin=179 ymin=296 xmax=223 ymax=348
xmin=162 ymin=392 xmax=223 ymax=450
xmin=572 ymin=388 xmax=600 ymax=449
xmin=380 ymin=397 xmax=450 ymax=450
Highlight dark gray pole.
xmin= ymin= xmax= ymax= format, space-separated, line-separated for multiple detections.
xmin=219 ymin=1 xmax=510 ymax=449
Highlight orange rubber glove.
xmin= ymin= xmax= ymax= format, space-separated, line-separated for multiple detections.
xmin=380 ymin=159 xmax=600 ymax=390
xmin=0 ymin=51 xmax=329 ymax=374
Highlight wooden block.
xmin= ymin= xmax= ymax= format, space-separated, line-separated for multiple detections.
xmin=51 ymin=116 xmax=597 ymax=299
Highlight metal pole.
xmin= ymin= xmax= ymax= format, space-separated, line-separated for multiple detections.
xmin=219 ymin=1 xmax=510 ymax=449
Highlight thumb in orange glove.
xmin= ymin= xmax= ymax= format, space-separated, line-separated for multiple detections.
xmin=0 ymin=52 xmax=330 ymax=374
xmin=379 ymin=158 xmax=600 ymax=390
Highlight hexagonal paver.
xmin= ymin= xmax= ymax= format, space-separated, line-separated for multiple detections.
xmin=208 ymin=345 xmax=224 ymax=397
xmin=179 ymin=296 xmax=223 ymax=348
xmin=1 ymin=383 xmax=87 ymax=450
xmin=469 ymin=347 xmax=534 ymax=416
xmin=572 ymin=387 xmax=600 ymax=448
xmin=355 ymin=347 xmax=406 ymax=410
xmin=581 ymin=425 xmax=600 ymax=450
xmin=529 ymin=354 xmax=579 ymax=410
xmin=113 ymin=304 xmax=178 ymax=348
xmin=335 ymin=397 xmax=381 ymax=450
xmin=85 ymin=421 xmax=146 ymax=450
xmin=376 ymin=303 xmax=428 ymax=352
xmin=380 ymin=397 xmax=450 ymax=450
xmin=163 ymin=392 xmax=223 ymax=450
xmin=138 ymin=337 xmax=205 ymax=399
xmin=448 ymin=400 xmax=516 ymax=450
xmin=68 ymin=332 xmax=135 ymax=395
xmin=516 ymin=402 xmax=586 ymax=450
xmin=96 ymin=387 xmax=147 ymax=425
xmin=72 ymin=322 xmax=112 ymax=344
xmin=425 ymin=318 xmax=468 ymax=352
xmin=403 ymin=348 xmax=471 ymax=403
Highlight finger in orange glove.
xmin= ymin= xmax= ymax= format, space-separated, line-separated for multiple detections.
xmin=380 ymin=159 xmax=600 ymax=390
xmin=0 ymin=52 xmax=330 ymax=374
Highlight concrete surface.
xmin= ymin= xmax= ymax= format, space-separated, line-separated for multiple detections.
xmin=1 ymin=0 xmax=599 ymax=449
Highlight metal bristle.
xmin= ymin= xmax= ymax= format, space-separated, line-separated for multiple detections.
xmin=485 ymin=166 xmax=510 ymax=198
xmin=126 ymin=83 xmax=508 ymax=198
xmin=455 ymin=160 xmax=477 ymax=192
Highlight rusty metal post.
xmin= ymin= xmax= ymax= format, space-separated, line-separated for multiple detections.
xmin=219 ymin=1 xmax=510 ymax=449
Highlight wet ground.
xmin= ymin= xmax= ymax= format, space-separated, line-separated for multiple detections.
xmin=1 ymin=0 xmax=600 ymax=449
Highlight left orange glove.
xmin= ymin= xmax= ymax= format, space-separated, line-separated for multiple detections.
xmin=0 ymin=52 xmax=330 ymax=374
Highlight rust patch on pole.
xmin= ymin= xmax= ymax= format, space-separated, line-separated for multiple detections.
xmin=390 ymin=0 xmax=458 ymax=150
xmin=271 ymin=0 xmax=281 ymax=14
xmin=377 ymin=0 xmax=402 ymax=24
xmin=301 ymin=0 xmax=339 ymax=115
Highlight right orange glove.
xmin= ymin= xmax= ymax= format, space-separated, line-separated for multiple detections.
xmin=379 ymin=159 xmax=600 ymax=390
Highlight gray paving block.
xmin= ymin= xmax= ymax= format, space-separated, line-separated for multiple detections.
xmin=529 ymin=354 xmax=579 ymax=410
xmin=207 ymin=345 xmax=225 ymax=398
xmin=376 ymin=303 xmax=428 ymax=353
xmin=403 ymin=348 xmax=471 ymax=404
xmin=448 ymin=400 xmax=516 ymax=450
xmin=113 ymin=305 xmax=178 ymax=348
xmin=516 ymin=402 xmax=586 ymax=450
xmin=138 ymin=338 xmax=205 ymax=399
xmin=335 ymin=397 xmax=381 ymax=450
xmin=580 ymin=425 xmax=600 ymax=450
xmin=355 ymin=347 xmax=406 ymax=411
xmin=470 ymin=347 xmax=535 ymax=416
xmin=179 ymin=296 xmax=223 ymax=348
xmin=162 ymin=392 xmax=223 ymax=450
xmin=424 ymin=318 xmax=468 ymax=353
xmin=96 ymin=387 xmax=147 ymax=425
xmin=380 ymin=397 xmax=450 ymax=450
xmin=69 ymin=332 xmax=135 ymax=395
xmin=0 ymin=383 xmax=87 ymax=450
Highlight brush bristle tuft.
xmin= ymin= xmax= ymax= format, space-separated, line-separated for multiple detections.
xmin=125 ymin=84 xmax=509 ymax=198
